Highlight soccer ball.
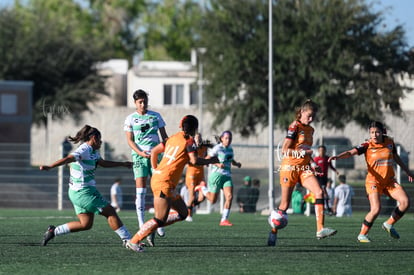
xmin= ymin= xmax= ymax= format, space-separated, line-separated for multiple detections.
xmin=268 ymin=210 xmax=288 ymax=230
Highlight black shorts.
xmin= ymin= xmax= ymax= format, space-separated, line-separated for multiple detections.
xmin=317 ymin=176 xmax=328 ymax=188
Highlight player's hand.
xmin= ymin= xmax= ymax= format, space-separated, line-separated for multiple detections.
xmin=39 ymin=166 xmax=51 ymax=171
xmin=236 ymin=162 xmax=242 ymax=168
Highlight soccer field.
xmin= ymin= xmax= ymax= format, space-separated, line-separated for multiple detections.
xmin=1 ymin=209 xmax=414 ymax=275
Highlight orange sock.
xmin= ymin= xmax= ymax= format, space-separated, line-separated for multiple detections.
xmin=314 ymin=203 xmax=324 ymax=232
xmin=130 ymin=218 xmax=158 ymax=244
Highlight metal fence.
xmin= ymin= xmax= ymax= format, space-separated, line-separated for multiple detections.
xmin=1 ymin=142 xmax=413 ymax=214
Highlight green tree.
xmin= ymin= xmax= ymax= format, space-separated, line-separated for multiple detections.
xmin=142 ymin=0 xmax=203 ymax=61
xmin=0 ymin=7 xmax=107 ymax=125
xmin=199 ymin=0 xmax=414 ymax=136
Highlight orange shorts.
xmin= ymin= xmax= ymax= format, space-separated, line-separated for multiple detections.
xmin=279 ymin=164 xmax=315 ymax=188
xmin=151 ymin=179 xmax=181 ymax=200
xmin=365 ymin=177 xmax=402 ymax=196
xmin=185 ymin=168 xmax=205 ymax=189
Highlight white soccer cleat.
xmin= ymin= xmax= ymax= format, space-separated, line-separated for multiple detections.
xmin=316 ymin=228 xmax=337 ymax=239
xmin=382 ymin=222 xmax=400 ymax=239
xmin=125 ymin=241 xmax=144 ymax=253
xmin=157 ymin=227 xmax=166 ymax=237
xmin=357 ymin=234 xmax=371 ymax=243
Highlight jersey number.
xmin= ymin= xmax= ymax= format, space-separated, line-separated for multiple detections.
xmin=164 ymin=145 xmax=180 ymax=165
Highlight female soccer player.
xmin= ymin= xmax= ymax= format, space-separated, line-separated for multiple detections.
xmin=125 ymin=115 xmax=219 ymax=252
xmin=198 ymin=131 xmax=242 ymax=226
xmin=268 ymin=99 xmax=337 ymax=246
xmin=184 ymin=133 xmax=211 ymax=222
xmin=329 ymin=121 xmax=413 ymax=243
xmin=124 ymin=89 xmax=168 ymax=245
xmin=40 ymin=125 xmax=132 ymax=246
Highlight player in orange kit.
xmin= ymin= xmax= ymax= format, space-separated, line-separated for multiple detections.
xmin=125 ymin=115 xmax=219 ymax=252
xmin=329 ymin=121 xmax=413 ymax=243
xmin=268 ymin=99 xmax=337 ymax=246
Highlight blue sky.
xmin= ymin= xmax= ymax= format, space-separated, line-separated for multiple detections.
xmin=1 ymin=0 xmax=414 ymax=46
xmin=372 ymin=0 xmax=414 ymax=47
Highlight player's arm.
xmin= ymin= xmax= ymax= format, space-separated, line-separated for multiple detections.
xmin=231 ymin=159 xmax=242 ymax=168
xmin=39 ymin=155 xmax=76 ymax=171
xmin=125 ymin=131 xmax=149 ymax=158
xmin=159 ymin=127 xmax=168 ymax=142
xmin=97 ymin=158 xmax=132 ymax=168
xmin=393 ymin=147 xmax=414 ymax=182
xmin=329 ymin=148 xmax=358 ymax=162
xmin=151 ymin=142 xmax=165 ymax=169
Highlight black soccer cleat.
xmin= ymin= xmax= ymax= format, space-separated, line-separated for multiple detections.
xmin=41 ymin=225 xmax=56 ymax=246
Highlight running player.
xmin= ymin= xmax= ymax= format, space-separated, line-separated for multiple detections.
xmin=124 ymin=89 xmax=168 ymax=246
xmin=125 ymin=115 xmax=219 ymax=252
xmin=198 ymin=130 xmax=242 ymax=226
xmin=40 ymin=125 xmax=132 ymax=246
xmin=268 ymin=99 xmax=337 ymax=246
xmin=329 ymin=121 xmax=413 ymax=242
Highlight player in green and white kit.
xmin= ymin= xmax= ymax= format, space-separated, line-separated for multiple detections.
xmin=40 ymin=125 xmax=132 ymax=246
xmin=199 ymin=131 xmax=241 ymax=226
xmin=124 ymin=89 xmax=168 ymax=245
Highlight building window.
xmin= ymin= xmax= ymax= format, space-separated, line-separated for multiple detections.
xmin=163 ymin=84 xmax=184 ymax=105
xmin=190 ymin=83 xmax=198 ymax=105
xmin=0 ymin=94 xmax=17 ymax=115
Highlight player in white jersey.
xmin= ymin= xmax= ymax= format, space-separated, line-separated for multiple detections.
xmin=124 ymin=89 xmax=168 ymax=246
xmin=39 ymin=125 xmax=133 ymax=247
xmin=198 ymin=131 xmax=242 ymax=226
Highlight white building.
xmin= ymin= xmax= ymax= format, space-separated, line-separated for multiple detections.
xmin=127 ymin=61 xmax=198 ymax=108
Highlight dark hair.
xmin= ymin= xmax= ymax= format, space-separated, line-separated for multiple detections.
xmin=220 ymin=130 xmax=233 ymax=143
xmin=180 ymin=115 xmax=198 ymax=137
xmin=318 ymin=145 xmax=326 ymax=150
xmin=338 ymin=175 xmax=346 ymax=182
xmin=133 ymin=89 xmax=148 ymax=101
xmin=368 ymin=121 xmax=386 ymax=134
xmin=68 ymin=125 xmax=101 ymax=144
xmin=295 ymin=99 xmax=318 ymax=120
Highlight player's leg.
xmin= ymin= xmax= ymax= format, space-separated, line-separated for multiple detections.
xmin=382 ymin=185 xmax=410 ymax=239
xmin=358 ymin=190 xmax=381 ymax=242
xmin=129 ymin=192 xmax=170 ymax=245
xmin=100 ymin=204 xmax=131 ymax=242
xmin=302 ymin=174 xmax=336 ymax=239
xmin=220 ymin=183 xmax=234 ymax=226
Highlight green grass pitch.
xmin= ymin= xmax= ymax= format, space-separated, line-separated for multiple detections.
xmin=1 ymin=209 xmax=414 ymax=274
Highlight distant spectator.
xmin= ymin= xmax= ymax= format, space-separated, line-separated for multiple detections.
xmin=237 ymin=176 xmax=253 ymax=213
xmin=291 ymin=183 xmax=305 ymax=214
xmin=326 ymin=178 xmax=335 ymax=210
xmin=332 ymin=175 xmax=354 ymax=217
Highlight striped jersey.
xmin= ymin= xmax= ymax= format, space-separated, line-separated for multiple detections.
xmin=69 ymin=143 xmax=100 ymax=191
xmin=124 ymin=110 xmax=166 ymax=154
xmin=209 ymin=143 xmax=234 ymax=176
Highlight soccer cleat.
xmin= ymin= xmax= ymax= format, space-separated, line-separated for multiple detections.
xmin=185 ymin=216 xmax=193 ymax=222
xmin=41 ymin=225 xmax=56 ymax=246
xmin=146 ymin=232 xmax=155 ymax=247
xmin=219 ymin=220 xmax=233 ymax=226
xmin=157 ymin=227 xmax=165 ymax=237
xmin=382 ymin=222 xmax=400 ymax=239
xmin=316 ymin=227 xmax=337 ymax=239
xmin=125 ymin=241 xmax=144 ymax=253
xmin=357 ymin=234 xmax=371 ymax=243
xmin=267 ymin=231 xmax=277 ymax=246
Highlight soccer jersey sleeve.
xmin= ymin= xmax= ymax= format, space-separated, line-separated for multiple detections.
xmin=355 ymin=142 xmax=368 ymax=155
xmin=286 ymin=121 xmax=298 ymax=140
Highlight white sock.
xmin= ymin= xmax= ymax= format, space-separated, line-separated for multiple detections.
xmin=136 ymin=187 xmax=146 ymax=228
xmin=54 ymin=224 xmax=70 ymax=236
xmin=115 ymin=225 xmax=131 ymax=240
xmin=221 ymin=208 xmax=230 ymax=222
